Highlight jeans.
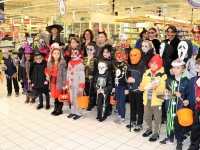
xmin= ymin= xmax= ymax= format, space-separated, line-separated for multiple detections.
xmin=115 ymin=86 xmax=127 ymax=118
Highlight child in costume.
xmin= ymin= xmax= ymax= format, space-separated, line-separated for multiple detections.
xmin=66 ymin=49 xmax=85 ymax=120
xmin=138 ymin=54 xmax=167 ymax=142
xmin=83 ymin=43 xmax=98 ymax=111
xmin=160 ymin=58 xmax=189 ymax=150
xmin=187 ymin=58 xmax=200 ymax=150
xmin=125 ymin=48 xmax=146 ymax=131
xmin=93 ymin=60 xmax=113 ymax=122
xmin=31 ymin=48 xmax=50 ymax=110
xmin=46 ymin=48 xmax=67 ymax=116
xmin=141 ymin=40 xmax=154 ymax=69
xmin=1 ymin=48 xmax=19 ymax=97
xmin=18 ymin=43 xmax=34 ymax=103
xmin=34 ymin=39 xmax=50 ymax=61
xmin=113 ymin=48 xmax=128 ymax=124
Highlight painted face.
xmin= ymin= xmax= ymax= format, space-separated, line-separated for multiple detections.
xmin=167 ymin=28 xmax=175 ymax=40
xmin=115 ymin=50 xmax=126 ymax=62
xmin=178 ymin=41 xmax=188 ymax=60
xmin=39 ymin=39 xmax=45 ymax=48
xmin=86 ymin=46 xmax=95 ymax=57
xmin=103 ymin=49 xmax=111 ymax=59
xmin=52 ymin=49 xmax=61 ymax=61
xmin=141 ymin=42 xmax=149 ymax=53
xmin=70 ymin=39 xmax=79 ymax=49
xmin=98 ymin=33 xmax=107 ymax=44
xmin=98 ymin=62 xmax=107 ymax=74
xmin=119 ymin=34 xmax=127 ymax=45
xmin=159 ymin=43 xmax=165 ymax=57
xmin=129 ymin=49 xmax=141 ymax=64
xmin=71 ymin=50 xmax=79 ymax=60
xmin=20 ymin=38 xmax=27 ymax=48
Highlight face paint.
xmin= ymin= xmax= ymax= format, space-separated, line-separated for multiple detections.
xmin=39 ymin=39 xmax=45 ymax=49
xmin=115 ymin=50 xmax=126 ymax=62
xmin=159 ymin=43 xmax=165 ymax=57
xmin=71 ymin=50 xmax=79 ymax=60
xmin=98 ymin=62 xmax=107 ymax=74
xmin=178 ymin=41 xmax=189 ymax=60
xmin=86 ymin=46 xmax=95 ymax=57
xmin=141 ymin=42 xmax=149 ymax=53
xmin=129 ymin=49 xmax=141 ymax=64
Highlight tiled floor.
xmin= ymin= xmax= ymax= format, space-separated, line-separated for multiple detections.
xmin=0 ymin=82 xmax=191 ymax=150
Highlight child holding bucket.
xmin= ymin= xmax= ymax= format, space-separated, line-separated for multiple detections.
xmin=159 ymin=58 xmax=190 ymax=150
xmin=188 ymin=58 xmax=200 ymax=150
xmin=66 ymin=49 xmax=85 ymax=120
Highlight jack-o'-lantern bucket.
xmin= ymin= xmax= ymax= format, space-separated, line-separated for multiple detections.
xmin=176 ymin=108 xmax=193 ymax=126
xmin=77 ymin=96 xmax=89 ymax=108
xmin=58 ymin=90 xmax=70 ymax=102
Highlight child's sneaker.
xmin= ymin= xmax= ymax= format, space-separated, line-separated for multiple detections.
xmin=126 ymin=121 xmax=136 ymax=128
xmin=7 ymin=93 xmax=11 ymax=97
xmin=176 ymin=142 xmax=183 ymax=150
xmin=160 ymin=138 xmax=174 ymax=144
xmin=116 ymin=118 xmax=125 ymax=124
xmin=73 ymin=115 xmax=82 ymax=120
xmin=133 ymin=125 xmax=143 ymax=132
xmin=114 ymin=116 xmax=121 ymax=123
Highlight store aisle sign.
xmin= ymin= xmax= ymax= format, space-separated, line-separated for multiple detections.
xmin=187 ymin=0 xmax=200 ymax=8
xmin=58 ymin=0 xmax=66 ymax=16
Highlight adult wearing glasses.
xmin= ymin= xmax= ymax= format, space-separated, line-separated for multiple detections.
xmin=81 ymin=29 xmax=96 ymax=57
xmin=148 ymin=27 xmax=160 ymax=54
xmin=163 ymin=25 xmax=180 ymax=61
xmin=135 ymin=28 xmax=148 ymax=49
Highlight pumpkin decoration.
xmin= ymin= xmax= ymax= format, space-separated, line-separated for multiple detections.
xmin=110 ymin=92 xmax=117 ymax=105
xmin=77 ymin=96 xmax=89 ymax=108
xmin=176 ymin=108 xmax=193 ymax=126
xmin=58 ymin=90 xmax=70 ymax=102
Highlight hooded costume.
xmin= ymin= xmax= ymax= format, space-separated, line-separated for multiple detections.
xmin=188 ymin=58 xmax=200 ymax=150
xmin=126 ymin=48 xmax=146 ymax=130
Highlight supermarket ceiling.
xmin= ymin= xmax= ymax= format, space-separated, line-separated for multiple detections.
xmin=2 ymin=0 xmax=200 ymax=23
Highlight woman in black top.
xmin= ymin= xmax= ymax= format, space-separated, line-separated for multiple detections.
xmin=81 ymin=29 xmax=96 ymax=57
xmin=148 ymin=27 xmax=160 ymax=54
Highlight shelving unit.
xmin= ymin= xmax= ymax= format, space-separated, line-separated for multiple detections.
xmin=176 ymin=26 xmax=192 ymax=40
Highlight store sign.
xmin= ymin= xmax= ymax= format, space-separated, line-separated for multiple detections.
xmin=0 ymin=3 xmax=4 ymax=23
xmin=187 ymin=0 xmax=200 ymax=8
xmin=58 ymin=0 xmax=66 ymax=16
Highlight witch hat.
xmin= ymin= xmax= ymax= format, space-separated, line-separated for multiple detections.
xmin=33 ymin=46 xmax=46 ymax=57
xmin=24 ymin=43 xmax=33 ymax=54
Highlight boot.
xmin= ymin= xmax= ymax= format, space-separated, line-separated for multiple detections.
xmin=54 ymin=104 xmax=63 ymax=116
xmin=24 ymin=98 xmax=29 ymax=103
xmin=51 ymin=102 xmax=58 ymax=115
xmin=30 ymin=98 xmax=35 ymax=103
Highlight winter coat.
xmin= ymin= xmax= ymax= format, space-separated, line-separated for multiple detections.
xmin=135 ymin=38 xmax=142 ymax=48
xmin=95 ymin=39 xmax=113 ymax=60
xmin=18 ymin=60 xmax=34 ymax=83
xmin=161 ymin=44 xmax=173 ymax=77
xmin=2 ymin=56 xmax=17 ymax=76
xmin=165 ymin=75 xmax=189 ymax=112
xmin=47 ymin=58 xmax=67 ymax=90
xmin=163 ymin=37 xmax=180 ymax=61
xmin=140 ymin=67 xmax=167 ymax=106
xmin=31 ymin=60 xmax=49 ymax=89
xmin=142 ymin=48 xmax=155 ymax=69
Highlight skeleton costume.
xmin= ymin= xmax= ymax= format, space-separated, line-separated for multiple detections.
xmin=93 ymin=61 xmax=113 ymax=122
xmin=66 ymin=50 xmax=85 ymax=120
xmin=83 ymin=45 xmax=98 ymax=110
xmin=188 ymin=59 xmax=200 ymax=150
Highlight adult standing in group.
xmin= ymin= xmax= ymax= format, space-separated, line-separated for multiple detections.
xmin=81 ymin=29 xmax=96 ymax=57
xmin=148 ymin=27 xmax=160 ymax=54
xmin=37 ymin=28 xmax=48 ymax=42
xmin=135 ymin=28 xmax=148 ymax=49
xmin=163 ymin=25 xmax=180 ymax=61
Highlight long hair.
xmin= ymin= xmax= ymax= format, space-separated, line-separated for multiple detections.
xmin=68 ymin=37 xmax=81 ymax=51
xmin=50 ymin=49 xmax=62 ymax=71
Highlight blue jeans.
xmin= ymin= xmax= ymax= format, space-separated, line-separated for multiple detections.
xmin=115 ymin=86 xmax=127 ymax=118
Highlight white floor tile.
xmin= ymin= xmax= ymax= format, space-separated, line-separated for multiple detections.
xmin=62 ymin=141 xmax=80 ymax=150
xmin=17 ymin=141 xmax=37 ymax=150
xmin=84 ymin=140 xmax=102 ymax=149
xmin=40 ymin=141 xmax=59 ymax=150
xmin=104 ymin=140 xmax=123 ymax=149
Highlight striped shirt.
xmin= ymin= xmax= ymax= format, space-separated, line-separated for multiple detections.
xmin=147 ymin=74 xmax=155 ymax=100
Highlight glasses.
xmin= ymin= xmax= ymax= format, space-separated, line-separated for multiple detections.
xmin=148 ymin=32 xmax=155 ymax=34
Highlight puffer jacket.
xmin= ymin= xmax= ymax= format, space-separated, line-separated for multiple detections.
xmin=95 ymin=39 xmax=113 ymax=59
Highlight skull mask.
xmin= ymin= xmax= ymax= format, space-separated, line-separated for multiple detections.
xmin=115 ymin=69 xmax=121 ymax=77
xmin=39 ymin=39 xmax=45 ymax=49
xmin=86 ymin=45 xmax=95 ymax=57
xmin=178 ymin=41 xmax=189 ymax=60
xmin=71 ymin=50 xmax=79 ymax=60
xmin=141 ymin=42 xmax=150 ymax=53
xmin=98 ymin=62 xmax=107 ymax=74
xmin=159 ymin=43 xmax=165 ymax=57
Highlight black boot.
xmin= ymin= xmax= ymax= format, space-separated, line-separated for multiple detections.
xmin=25 ymin=98 xmax=29 ymax=103
xmin=54 ymin=104 xmax=63 ymax=116
xmin=30 ymin=98 xmax=35 ymax=103
xmin=51 ymin=102 xmax=58 ymax=115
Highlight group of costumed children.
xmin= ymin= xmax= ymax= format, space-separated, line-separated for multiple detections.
xmin=2 ymin=31 xmax=200 ymax=150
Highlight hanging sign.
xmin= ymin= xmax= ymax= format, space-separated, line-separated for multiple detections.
xmin=187 ymin=0 xmax=200 ymax=8
xmin=58 ymin=0 xmax=66 ymax=16
xmin=0 ymin=3 xmax=5 ymax=23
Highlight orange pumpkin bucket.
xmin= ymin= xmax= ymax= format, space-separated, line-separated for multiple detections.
xmin=176 ymin=108 xmax=193 ymax=126
xmin=110 ymin=95 xmax=117 ymax=105
xmin=58 ymin=90 xmax=70 ymax=102
xmin=77 ymin=96 xmax=89 ymax=108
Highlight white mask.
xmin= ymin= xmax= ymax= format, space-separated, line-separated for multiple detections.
xmin=86 ymin=46 xmax=95 ymax=56
xmin=39 ymin=39 xmax=45 ymax=48
xmin=71 ymin=50 xmax=79 ymax=60
xmin=141 ymin=42 xmax=149 ymax=53
xmin=178 ymin=41 xmax=188 ymax=60
xmin=159 ymin=43 xmax=165 ymax=57
xmin=98 ymin=62 xmax=107 ymax=74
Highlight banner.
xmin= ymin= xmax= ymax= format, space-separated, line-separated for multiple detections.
xmin=0 ymin=3 xmax=4 ymax=23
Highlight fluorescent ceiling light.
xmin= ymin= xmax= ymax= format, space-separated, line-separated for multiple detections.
xmin=14 ymin=2 xmax=57 ymax=10
xmin=0 ymin=0 xmax=9 ymax=3
xmin=96 ymin=3 xmax=108 ymax=6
